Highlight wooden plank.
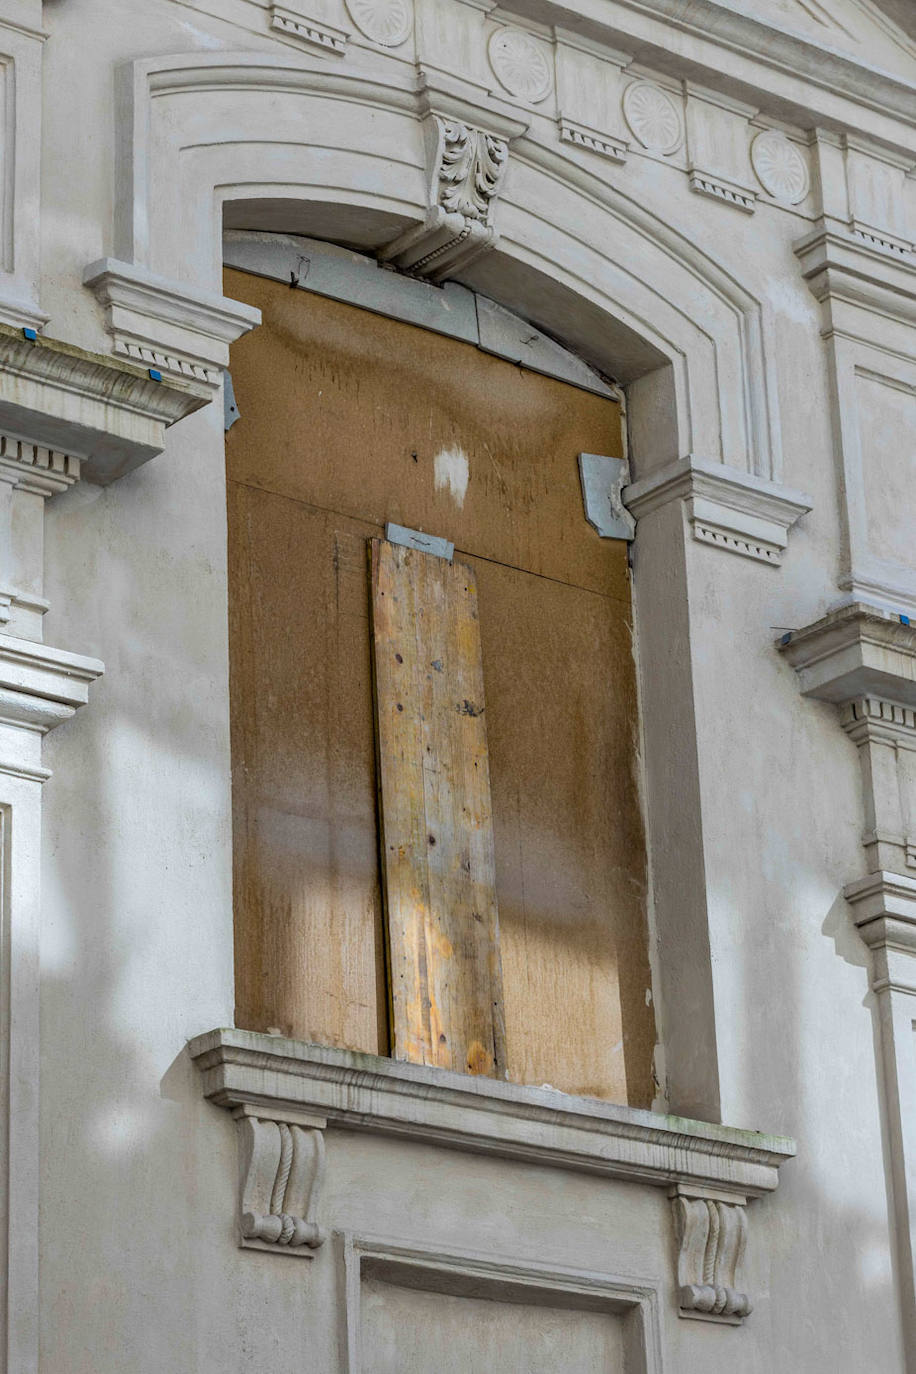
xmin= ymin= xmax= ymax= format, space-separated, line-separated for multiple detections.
xmin=469 ymin=553 xmax=654 ymax=1106
xmin=228 ymin=482 xmax=388 ymax=1052
xmin=370 ymin=539 xmax=507 ymax=1077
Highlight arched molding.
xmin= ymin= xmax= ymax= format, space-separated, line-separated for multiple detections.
xmin=84 ymin=45 xmax=816 ymax=1124
xmin=106 ymin=48 xmax=787 ymax=486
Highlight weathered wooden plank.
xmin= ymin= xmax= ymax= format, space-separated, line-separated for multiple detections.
xmin=469 ymin=553 xmax=653 ymax=1105
xmin=228 ymin=483 xmax=388 ymax=1052
xmin=371 ymin=539 xmax=507 ymax=1077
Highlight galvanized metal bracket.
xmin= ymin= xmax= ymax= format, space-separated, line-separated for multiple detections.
xmin=385 ymin=522 xmax=455 ymax=561
xmin=224 ymin=370 xmax=240 ymax=431
xmin=578 ymin=452 xmax=635 ymax=541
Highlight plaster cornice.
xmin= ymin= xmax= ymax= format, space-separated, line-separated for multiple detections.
xmin=83 ymin=259 xmax=262 ymax=389
xmin=779 ymin=600 xmax=916 ymax=706
xmin=554 ymin=0 xmax=916 ymax=130
xmin=190 ymin=1028 xmax=796 ymax=1199
xmin=796 ymin=225 xmax=916 ymax=327
xmin=0 ymin=323 xmax=207 ymax=484
xmin=0 ymin=634 xmax=104 ymax=732
xmin=624 ymin=456 xmax=811 ymax=564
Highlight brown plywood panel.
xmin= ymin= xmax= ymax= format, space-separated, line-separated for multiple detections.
xmin=371 ymin=539 xmax=506 ymax=1077
xmin=224 ymin=267 xmax=627 ymax=600
xmin=226 ymin=264 xmax=655 ymax=1105
xmin=229 ymin=481 xmax=388 ymax=1052
xmin=469 ymin=554 xmax=654 ymax=1106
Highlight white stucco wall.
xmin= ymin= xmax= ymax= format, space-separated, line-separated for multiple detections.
xmin=7 ymin=0 xmax=914 ymax=1368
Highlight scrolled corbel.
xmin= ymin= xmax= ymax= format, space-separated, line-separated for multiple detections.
xmin=235 ymin=1106 xmax=327 ymax=1257
xmin=672 ymin=1186 xmax=751 ymax=1323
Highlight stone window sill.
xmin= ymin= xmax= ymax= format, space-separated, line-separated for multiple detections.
xmin=190 ymin=1029 xmax=794 ymax=1323
xmin=190 ymin=1028 xmax=793 ymax=1197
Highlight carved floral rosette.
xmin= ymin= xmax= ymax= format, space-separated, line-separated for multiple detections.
xmin=345 ymin=0 xmax=412 ymax=47
xmin=487 ymin=27 xmax=552 ymax=104
xmin=751 ymin=130 xmax=810 ymax=204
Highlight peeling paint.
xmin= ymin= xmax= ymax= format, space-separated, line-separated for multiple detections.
xmin=433 ymin=445 xmax=469 ymax=507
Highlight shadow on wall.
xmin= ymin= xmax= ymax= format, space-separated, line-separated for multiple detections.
xmin=32 ymin=404 xmax=905 ymax=1371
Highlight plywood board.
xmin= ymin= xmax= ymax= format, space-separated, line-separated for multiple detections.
xmin=224 ymin=267 xmax=627 ymax=599
xmin=470 ymin=553 xmax=654 ymax=1106
xmin=229 ymin=482 xmax=388 ymax=1052
xmin=225 ymin=267 xmax=654 ymax=1104
xmin=371 ymin=539 xmax=506 ymax=1077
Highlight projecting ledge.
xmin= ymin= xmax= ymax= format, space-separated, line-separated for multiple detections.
xmin=0 ymin=321 xmax=209 ymax=484
xmin=190 ymin=1028 xmax=795 ymax=1199
xmin=624 ymin=457 xmax=811 ymax=566
xmin=778 ymin=601 xmax=916 ymax=706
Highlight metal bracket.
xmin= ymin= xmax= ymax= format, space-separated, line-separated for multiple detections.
xmin=578 ymin=453 xmax=635 ymax=541
xmin=385 ymin=522 xmax=454 ymax=561
xmin=224 ymin=370 xmax=240 ymax=431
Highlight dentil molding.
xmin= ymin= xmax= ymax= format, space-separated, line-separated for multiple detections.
xmin=83 ymin=259 xmax=261 ymax=394
xmin=191 ymin=1029 xmax=794 ymax=1318
xmin=270 ymin=4 xmax=349 ymax=56
xmin=624 ymin=457 xmax=812 ymax=565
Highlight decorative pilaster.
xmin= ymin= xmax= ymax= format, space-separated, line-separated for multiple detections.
xmin=235 ymin=1106 xmax=326 ymax=1256
xmin=0 ymin=627 xmax=103 ymax=1374
xmin=796 ymin=135 xmax=916 ymax=614
xmin=781 ymin=603 xmax=916 ymax=1365
xmin=671 ymin=1187 xmax=751 ymax=1324
xmin=0 ymin=436 xmax=81 ymax=638
xmin=0 ymin=323 xmax=215 ymax=1374
xmin=380 ymin=115 xmax=511 ymax=282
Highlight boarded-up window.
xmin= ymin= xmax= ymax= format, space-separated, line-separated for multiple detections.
xmin=225 ymin=265 xmax=654 ymax=1106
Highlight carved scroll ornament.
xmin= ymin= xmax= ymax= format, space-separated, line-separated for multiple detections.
xmin=673 ymin=1192 xmax=751 ymax=1323
xmin=380 ymin=116 xmax=509 ymax=282
xmin=438 ymin=119 xmax=507 ymax=225
xmin=236 ymin=1109 xmax=326 ymax=1256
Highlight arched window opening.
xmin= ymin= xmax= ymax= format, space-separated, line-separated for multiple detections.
xmin=225 ymin=248 xmax=654 ymax=1106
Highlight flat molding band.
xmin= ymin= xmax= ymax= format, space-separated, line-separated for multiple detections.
xmin=624 ymin=455 xmax=812 ymax=564
xmin=190 ymin=1028 xmax=795 ymax=1197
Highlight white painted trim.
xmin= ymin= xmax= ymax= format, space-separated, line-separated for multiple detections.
xmin=222 ymin=231 xmax=617 ymax=398
xmin=83 ymin=258 xmax=261 ymax=390
xmin=600 ymin=0 xmax=916 ymax=126
xmin=337 ymin=1230 xmax=665 ymax=1374
xmin=783 ymin=605 xmax=916 ymax=1365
